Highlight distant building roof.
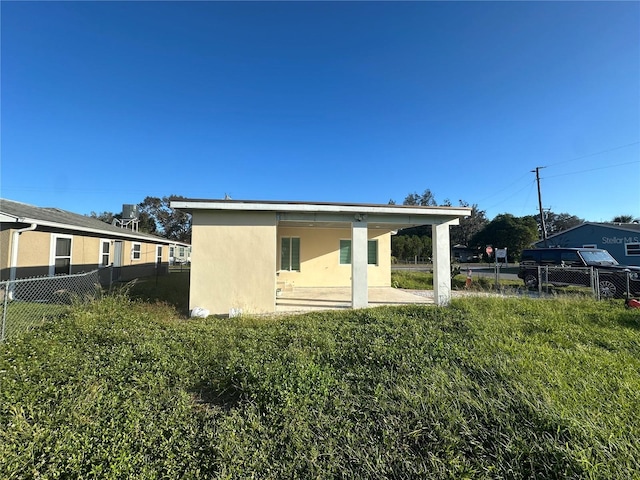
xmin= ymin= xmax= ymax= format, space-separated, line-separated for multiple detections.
xmin=590 ymin=222 xmax=640 ymax=232
xmin=533 ymin=221 xmax=640 ymax=248
xmin=0 ymin=198 xmax=189 ymax=246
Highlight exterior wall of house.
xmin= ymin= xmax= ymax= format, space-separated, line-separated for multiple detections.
xmin=534 ymin=224 xmax=640 ymax=266
xmin=189 ymin=210 xmax=277 ymax=315
xmin=2 ymin=229 xmax=51 ymax=279
xmin=0 ymin=224 xmax=172 ymax=281
xmin=276 ymin=226 xmax=392 ymax=287
xmin=101 ymin=238 xmax=170 ymax=281
xmin=69 ymin=235 xmax=101 ymax=274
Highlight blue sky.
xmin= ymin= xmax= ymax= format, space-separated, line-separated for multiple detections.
xmin=2 ymin=1 xmax=639 ymax=222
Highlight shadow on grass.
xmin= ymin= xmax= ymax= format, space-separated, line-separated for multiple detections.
xmin=190 ymin=379 xmax=245 ymax=412
xmin=127 ymin=271 xmax=190 ymax=315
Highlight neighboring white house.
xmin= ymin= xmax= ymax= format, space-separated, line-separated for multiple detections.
xmin=172 ymin=199 xmax=471 ymax=315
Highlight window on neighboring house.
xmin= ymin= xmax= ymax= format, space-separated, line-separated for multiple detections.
xmin=179 ymin=247 xmax=185 ymax=257
xmin=626 ymin=243 xmax=640 ymax=256
xmin=339 ymin=239 xmax=378 ymax=265
xmin=280 ymin=237 xmax=300 ymax=271
xmin=132 ymin=243 xmax=141 ymax=260
xmin=100 ymin=240 xmax=110 ymax=267
xmin=52 ymin=235 xmax=72 ymax=275
xmin=156 ymin=246 xmax=163 ymax=268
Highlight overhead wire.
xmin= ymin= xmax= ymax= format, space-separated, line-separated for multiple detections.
xmin=473 ymin=141 xmax=639 ymax=216
xmin=543 ymin=141 xmax=639 ymax=169
xmin=542 ymin=160 xmax=640 ymax=179
xmin=483 ymin=178 xmax=538 ymax=215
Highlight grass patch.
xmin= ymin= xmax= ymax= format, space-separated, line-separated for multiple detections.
xmin=391 ymin=270 xmax=435 ymax=289
xmin=1 ymin=302 xmax=71 ymax=340
xmin=391 ymin=270 xmax=522 ymax=291
xmin=126 ymin=271 xmax=190 ymax=314
xmin=1 ymin=295 xmax=639 ymax=478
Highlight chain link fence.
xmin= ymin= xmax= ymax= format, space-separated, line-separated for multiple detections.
xmin=1 ymin=270 xmax=102 ymax=343
xmin=518 ymin=265 xmax=638 ymax=300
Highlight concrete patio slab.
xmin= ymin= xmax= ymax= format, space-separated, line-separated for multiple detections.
xmin=275 ymin=287 xmax=433 ymax=313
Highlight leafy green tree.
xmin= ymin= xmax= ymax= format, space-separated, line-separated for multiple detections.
xmin=450 ymin=201 xmax=488 ymax=247
xmin=89 ymin=211 xmax=118 ymax=224
xmin=537 ymin=212 xmax=583 ymax=236
xmin=391 ymin=235 xmax=432 ymax=262
xmin=470 ymin=214 xmax=538 ymax=262
xmin=403 ymin=189 xmax=437 ymax=206
xmin=138 ymin=195 xmax=191 ymax=243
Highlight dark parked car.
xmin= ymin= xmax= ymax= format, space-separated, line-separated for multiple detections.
xmin=518 ymin=248 xmax=640 ymax=298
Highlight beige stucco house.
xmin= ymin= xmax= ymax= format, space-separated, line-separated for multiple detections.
xmin=172 ymin=199 xmax=471 ymax=316
xmin=1 ymin=198 xmax=190 ymax=284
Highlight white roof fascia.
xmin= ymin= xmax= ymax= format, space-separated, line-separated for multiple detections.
xmin=172 ymin=200 xmax=471 ymax=219
xmin=0 ymin=212 xmax=19 ymax=222
xmin=2 ymin=215 xmax=187 ymax=245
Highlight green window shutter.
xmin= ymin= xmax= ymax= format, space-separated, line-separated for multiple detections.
xmin=291 ymin=238 xmax=300 ymax=271
xmin=368 ymin=240 xmax=378 ymax=265
xmin=281 ymin=237 xmax=300 ymax=271
xmin=340 ymin=240 xmax=351 ymax=264
xmin=281 ymin=238 xmax=291 ymax=271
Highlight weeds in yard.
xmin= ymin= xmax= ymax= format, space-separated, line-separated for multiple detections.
xmin=1 ymin=293 xmax=639 ymax=479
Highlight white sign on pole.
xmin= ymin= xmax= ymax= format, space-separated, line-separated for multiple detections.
xmin=495 ymin=248 xmax=508 ymax=267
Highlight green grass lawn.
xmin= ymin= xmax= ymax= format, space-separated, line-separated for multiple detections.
xmin=392 ymin=270 xmax=524 ymax=291
xmin=1 ymin=301 xmax=72 ymax=341
xmin=1 ymin=289 xmax=639 ymax=479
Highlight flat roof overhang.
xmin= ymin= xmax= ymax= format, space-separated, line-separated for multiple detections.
xmin=171 ymin=199 xmax=472 ymax=229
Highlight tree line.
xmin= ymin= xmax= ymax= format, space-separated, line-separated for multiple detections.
xmin=389 ymin=189 xmax=624 ymax=263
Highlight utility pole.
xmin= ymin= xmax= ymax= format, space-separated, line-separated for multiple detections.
xmin=532 ymin=167 xmax=548 ymax=246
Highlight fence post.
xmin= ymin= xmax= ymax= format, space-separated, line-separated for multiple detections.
xmin=624 ymin=269 xmax=631 ymax=300
xmin=1 ymin=281 xmax=8 ymax=342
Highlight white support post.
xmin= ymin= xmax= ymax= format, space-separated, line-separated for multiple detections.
xmin=432 ymin=222 xmax=453 ymax=306
xmin=351 ymin=220 xmax=368 ymax=308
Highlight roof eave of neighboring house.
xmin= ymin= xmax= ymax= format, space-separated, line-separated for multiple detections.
xmin=1 ymin=213 xmax=189 ymax=246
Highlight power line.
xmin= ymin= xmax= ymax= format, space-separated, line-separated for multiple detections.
xmin=483 ymin=178 xmax=537 ymax=213
xmin=544 ymin=141 xmax=640 ymax=169
xmin=543 ymin=160 xmax=640 ymax=179
xmin=475 ymin=171 xmax=532 ymax=204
